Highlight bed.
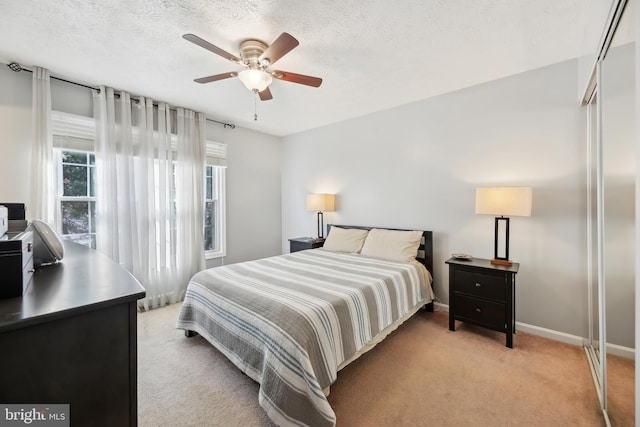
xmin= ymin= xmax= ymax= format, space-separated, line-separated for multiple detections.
xmin=176 ymin=225 xmax=434 ymax=427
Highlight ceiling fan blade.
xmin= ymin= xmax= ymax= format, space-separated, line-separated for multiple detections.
xmin=183 ymin=34 xmax=242 ymax=63
xmin=273 ymin=70 xmax=322 ymax=87
xmin=259 ymin=33 xmax=299 ymax=66
xmin=194 ymin=72 xmax=237 ymax=84
xmin=259 ymin=87 xmax=273 ymax=101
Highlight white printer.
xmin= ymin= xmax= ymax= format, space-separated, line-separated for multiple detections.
xmin=0 ymin=205 xmax=7 ymax=238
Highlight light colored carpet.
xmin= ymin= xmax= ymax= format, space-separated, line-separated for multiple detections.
xmin=138 ymin=303 xmax=617 ymax=426
xmin=137 ymin=302 xmax=272 ymax=427
xmin=607 ymin=352 xmax=635 ymax=426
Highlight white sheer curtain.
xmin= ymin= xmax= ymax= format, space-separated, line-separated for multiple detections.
xmin=30 ymin=67 xmax=54 ymax=223
xmin=176 ymin=108 xmax=206 ymax=291
xmin=94 ymin=87 xmax=206 ymax=310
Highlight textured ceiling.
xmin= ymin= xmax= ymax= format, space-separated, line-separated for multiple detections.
xmin=0 ymin=0 xmax=587 ymax=136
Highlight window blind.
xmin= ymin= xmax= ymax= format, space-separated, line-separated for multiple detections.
xmin=206 ymin=141 xmax=227 ymax=167
xmin=52 ymin=111 xmax=95 ymax=151
xmin=52 ymin=110 xmax=226 ymax=165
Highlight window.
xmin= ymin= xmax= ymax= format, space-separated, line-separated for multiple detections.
xmin=55 ymin=149 xmax=97 ymax=248
xmin=52 ymin=111 xmax=226 ymax=257
xmin=204 ymin=165 xmax=226 ymax=259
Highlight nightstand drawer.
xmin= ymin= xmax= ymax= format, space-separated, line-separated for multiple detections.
xmin=454 ymin=269 xmax=506 ymax=301
xmin=289 ymin=238 xmax=324 ymax=253
xmin=454 ymin=294 xmax=506 ymax=331
xmin=290 ymin=241 xmax=311 ymax=252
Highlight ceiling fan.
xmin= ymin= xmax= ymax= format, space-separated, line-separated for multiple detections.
xmin=183 ymin=32 xmax=323 ymax=101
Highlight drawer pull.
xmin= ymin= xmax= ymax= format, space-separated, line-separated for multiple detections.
xmin=475 ymin=282 xmax=482 ymax=288
xmin=27 ymin=243 xmax=32 ymax=252
xmin=475 ymin=308 xmax=482 ymax=313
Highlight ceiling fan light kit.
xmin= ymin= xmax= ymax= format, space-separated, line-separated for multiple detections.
xmin=183 ymin=32 xmax=323 ymax=110
xmin=238 ymin=69 xmax=272 ymax=92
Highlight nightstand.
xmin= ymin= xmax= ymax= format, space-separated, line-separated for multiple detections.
xmin=446 ymin=257 xmax=519 ymax=348
xmin=289 ymin=237 xmax=325 ymax=253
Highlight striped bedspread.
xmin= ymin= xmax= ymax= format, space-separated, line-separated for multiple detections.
xmin=176 ymin=249 xmax=433 ymax=427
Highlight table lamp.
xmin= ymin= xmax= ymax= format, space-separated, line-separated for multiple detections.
xmin=475 ymin=187 xmax=532 ymax=265
xmin=306 ymin=194 xmax=335 ymax=239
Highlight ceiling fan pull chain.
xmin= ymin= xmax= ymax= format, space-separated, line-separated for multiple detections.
xmin=254 ymin=89 xmax=258 ymax=121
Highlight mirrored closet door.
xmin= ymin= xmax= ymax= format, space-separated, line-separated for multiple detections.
xmin=586 ymin=0 xmax=636 ymax=424
xmin=602 ymin=0 xmax=635 ymax=423
xmin=586 ymin=88 xmax=601 ymax=376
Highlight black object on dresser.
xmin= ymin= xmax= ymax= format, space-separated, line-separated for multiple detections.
xmin=289 ymin=237 xmax=325 ymax=253
xmin=0 ymin=230 xmax=34 ymax=298
xmin=0 ymin=241 xmax=146 ymax=426
xmin=446 ymin=257 xmax=519 ymax=348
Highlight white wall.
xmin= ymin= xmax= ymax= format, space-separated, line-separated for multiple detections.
xmin=282 ymin=59 xmax=590 ymax=338
xmin=206 ymin=123 xmax=282 ymax=267
xmin=0 ymin=63 xmax=282 ymax=266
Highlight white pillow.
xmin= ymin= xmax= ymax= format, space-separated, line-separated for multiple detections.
xmin=321 ymin=227 xmax=369 ymax=253
xmin=360 ymin=228 xmax=423 ymax=262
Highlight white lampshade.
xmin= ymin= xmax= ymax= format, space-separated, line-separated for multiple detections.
xmin=237 ymin=69 xmax=273 ymax=92
xmin=306 ymin=194 xmax=336 ymax=212
xmin=475 ymin=187 xmax=532 ymax=217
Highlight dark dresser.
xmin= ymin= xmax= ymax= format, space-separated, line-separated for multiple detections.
xmin=0 ymin=241 xmax=146 ymax=426
xmin=446 ymin=257 xmax=519 ymax=348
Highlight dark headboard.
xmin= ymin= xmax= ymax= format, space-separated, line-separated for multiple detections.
xmin=327 ymin=224 xmax=434 ymax=276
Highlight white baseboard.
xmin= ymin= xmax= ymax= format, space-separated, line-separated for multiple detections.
xmin=515 ymin=321 xmax=584 ymax=347
xmin=433 ymin=302 xmax=449 ymax=312
xmin=433 ymin=302 xmax=635 ymax=359
xmin=605 ymin=342 xmax=635 ymax=359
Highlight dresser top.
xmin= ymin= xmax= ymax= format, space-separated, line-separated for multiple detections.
xmin=0 ymin=241 xmax=145 ymax=333
xmin=445 ymin=256 xmax=520 ymax=273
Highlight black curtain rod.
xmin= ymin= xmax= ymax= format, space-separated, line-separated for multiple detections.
xmin=8 ymin=62 xmax=236 ymax=129
xmin=16 ymin=65 xmax=100 ymax=92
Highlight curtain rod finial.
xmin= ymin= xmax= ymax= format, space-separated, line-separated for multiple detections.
xmin=8 ymin=62 xmax=22 ymax=72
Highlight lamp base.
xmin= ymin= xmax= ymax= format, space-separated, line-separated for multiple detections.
xmin=491 ymin=258 xmax=513 ymax=266
xmin=316 ymin=211 xmax=324 ymax=239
